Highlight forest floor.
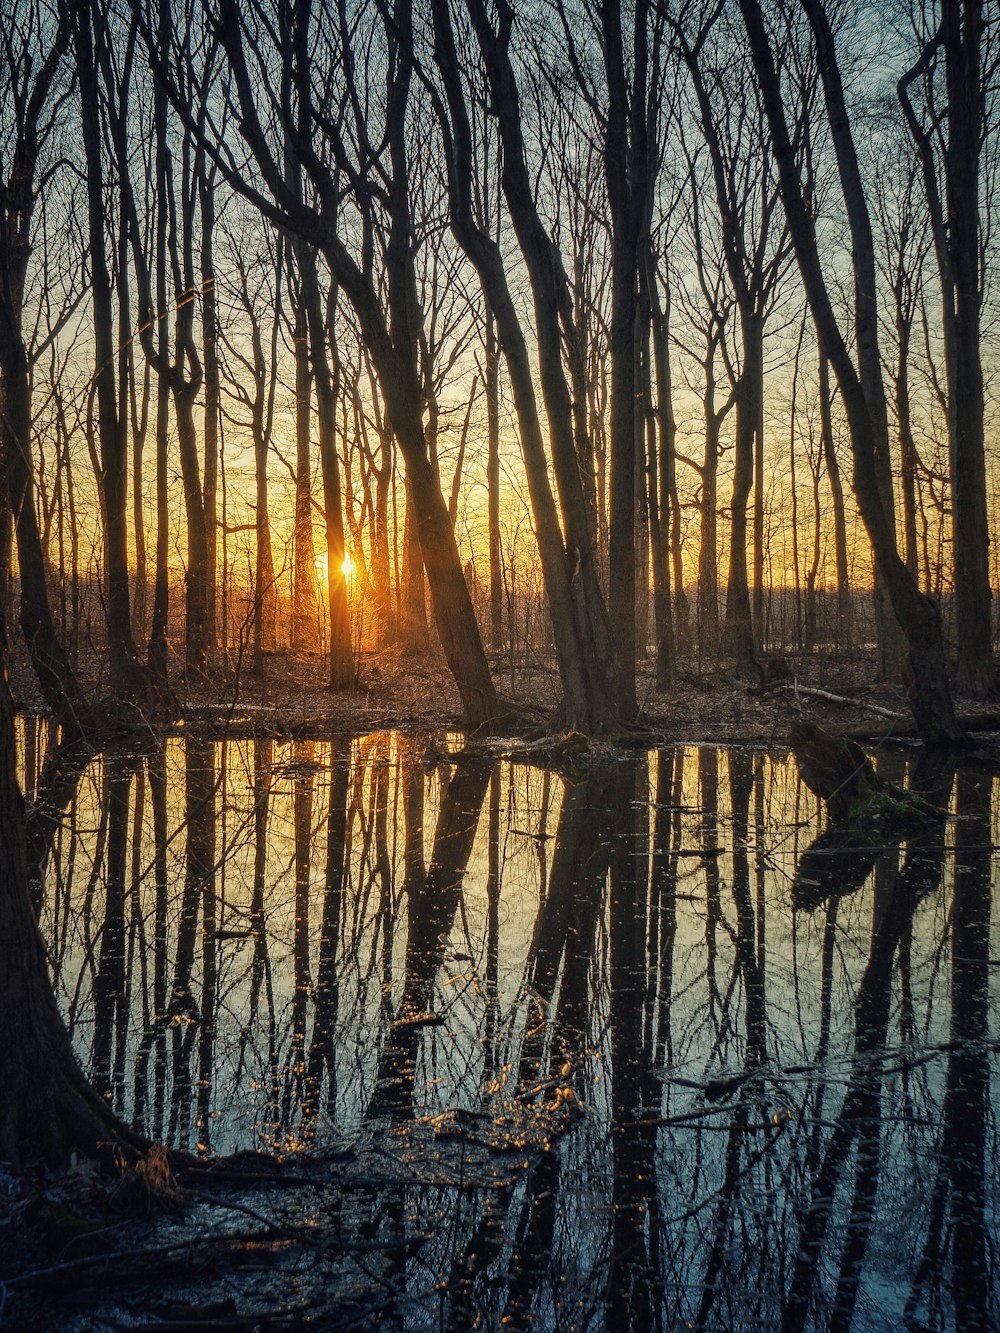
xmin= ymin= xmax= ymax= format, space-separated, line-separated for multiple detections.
xmin=128 ymin=641 xmax=1000 ymax=745
xmin=11 ymin=638 xmax=1000 ymax=746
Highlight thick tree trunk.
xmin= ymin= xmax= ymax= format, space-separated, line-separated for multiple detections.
xmin=602 ymin=0 xmax=649 ymax=721
xmin=944 ymin=0 xmax=992 ymax=694
xmin=899 ymin=0 xmax=992 ymax=693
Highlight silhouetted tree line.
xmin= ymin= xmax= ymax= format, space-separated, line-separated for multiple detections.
xmin=1 ymin=0 xmax=998 ymax=738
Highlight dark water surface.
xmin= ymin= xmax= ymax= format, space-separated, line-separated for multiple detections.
xmin=24 ymin=724 xmax=999 ymax=1330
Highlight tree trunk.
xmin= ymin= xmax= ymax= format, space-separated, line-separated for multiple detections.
xmin=725 ymin=312 xmax=761 ymax=674
xmin=75 ymin=0 xmax=146 ymax=694
xmin=698 ymin=330 xmax=725 ymax=661
xmin=818 ymin=350 xmax=853 ymax=644
xmin=400 ymin=479 xmax=428 ymax=650
xmin=290 ymin=250 xmax=319 ymax=656
xmin=944 ymin=0 xmax=991 ymax=693
xmin=147 ymin=7 xmax=170 ymax=681
xmin=899 ymin=0 xmax=992 ymax=693
xmin=602 ymin=0 xmax=648 ymax=721
xmin=647 ymin=251 xmax=689 ymax=660
xmin=485 ymin=303 xmax=503 ymax=652
xmin=200 ymin=165 xmax=220 ymax=669
xmin=639 ymin=272 xmax=673 ymax=688
xmin=300 ymin=249 xmax=353 ymax=687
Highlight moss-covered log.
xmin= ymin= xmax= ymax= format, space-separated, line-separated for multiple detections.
xmin=790 ymin=718 xmax=942 ymax=828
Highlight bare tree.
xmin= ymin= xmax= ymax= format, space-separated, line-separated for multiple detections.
xmin=430 ymin=0 xmax=620 ymax=728
xmin=0 ymin=1 xmax=88 ymax=728
xmin=193 ymin=0 xmax=503 ymax=727
xmin=74 ymin=0 xmax=159 ymax=698
xmin=737 ymin=0 xmax=961 ymax=743
xmin=898 ymin=0 xmax=995 ymax=694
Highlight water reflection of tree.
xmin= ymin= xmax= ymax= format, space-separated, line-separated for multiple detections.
xmin=783 ymin=762 xmax=949 ymax=1333
xmin=608 ymin=758 xmax=660 ymax=1330
xmin=302 ymin=738 xmax=350 ymax=1130
xmin=29 ymin=736 xmax=999 ymax=1329
xmin=905 ymin=770 xmax=992 ymax=1333
xmin=90 ymin=753 xmax=135 ymax=1105
xmin=444 ymin=761 xmax=615 ymax=1329
xmin=369 ymin=756 xmax=491 ymax=1117
xmin=169 ymin=734 xmax=216 ymax=1150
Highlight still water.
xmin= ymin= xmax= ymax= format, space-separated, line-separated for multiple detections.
xmin=23 ymin=724 xmax=999 ymax=1330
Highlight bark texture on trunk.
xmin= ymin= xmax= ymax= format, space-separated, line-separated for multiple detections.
xmin=899 ymin=0 xmax=992 ymax=694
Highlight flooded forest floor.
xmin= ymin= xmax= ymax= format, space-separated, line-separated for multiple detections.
xmin=12 ymin=639 xmax=1000 ymax=745
xmin=4 ymin=646 xmax=1000 ymax=1330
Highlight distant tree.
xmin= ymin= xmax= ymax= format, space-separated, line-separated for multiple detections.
xmin=216 ymin=218 xmax=280 ymax=673
xmin=671 ymin=150 xmax=736 ymax=662
xmin=300 ymin=252 xmax=353 ymax=686
xmin=670 ymin=0 xmax=797 ymax=674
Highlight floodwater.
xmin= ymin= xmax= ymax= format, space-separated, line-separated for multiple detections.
xmin=22 ymin=724 xmax=1000 ymax=1330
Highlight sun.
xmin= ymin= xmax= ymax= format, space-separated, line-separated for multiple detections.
xmin=316 ymin=550 xmax=354 ymax=582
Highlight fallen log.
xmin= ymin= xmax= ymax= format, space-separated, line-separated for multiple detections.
xmin=790 ymin=718 xmax=944 ymax=828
